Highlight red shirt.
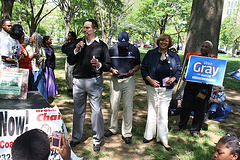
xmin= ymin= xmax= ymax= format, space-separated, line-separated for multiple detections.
xmin=19 ymin=45 xmax=32 ymax=73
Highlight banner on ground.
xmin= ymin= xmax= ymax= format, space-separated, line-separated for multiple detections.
xmin=0 ymin=105 xmax=82 ymax=160
xmin=227 ymin=71 xmax=240 ymax=80
xmin=185 ymin=56 xmax=227 ymax=85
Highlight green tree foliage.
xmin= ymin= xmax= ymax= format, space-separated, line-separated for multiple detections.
xmin=220 ymin=13 xmax=240 ymax=49
xmin=19 ymin=0 xmax=58 ymax=36
xmin=88 ymin=0 xmax=134 ymax=45
xmin=137 ymin=0 xmax=191 ymax=34
xmin=67 ymin=0 xmax=95 ymax=37
xmin=118 ymin=0 xmax=192 ymax=47
xmin=12 ymin=0 xmax=61 ymax=38
xmin=52 ymin=0 xmax=90 ymax=38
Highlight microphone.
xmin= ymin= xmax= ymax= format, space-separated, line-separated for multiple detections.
xmin=82 ymin=36 xmax=86 ymax=43
xmin=76 ymin=36 xmax=86 ymax=54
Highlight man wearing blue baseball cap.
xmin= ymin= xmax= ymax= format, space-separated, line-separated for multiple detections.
xmin=104 ymin=31 xmax=140 ymax=144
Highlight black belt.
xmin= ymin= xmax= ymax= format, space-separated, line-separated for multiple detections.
xmin=118 ymin=76 xmax=129 ymax=79
xmin=74 ymin=74 xmax=101 ymax=79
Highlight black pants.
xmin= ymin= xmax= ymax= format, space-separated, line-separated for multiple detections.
xmin=168 ymin=99 xmax=181 ymax=116
xmin=178 ymin=82 xmax=212 ymax=133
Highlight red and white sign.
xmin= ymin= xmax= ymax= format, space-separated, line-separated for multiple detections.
xmin=0 ymin=106 xmax=82 ymax=160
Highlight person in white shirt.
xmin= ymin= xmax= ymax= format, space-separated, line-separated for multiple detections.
xmin=0 ymin=19 xmax=12 ymax=43
xmin=0 ymin=19 xmax=12 ymax=67
xmin=1 ymin=24 xmax=24 ymax=67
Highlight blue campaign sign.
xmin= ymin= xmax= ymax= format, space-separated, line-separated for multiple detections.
xmin=185 ymin=56 xmax=227 ymax=85
xmin=227 ymin=71 xmax=240 ymax=80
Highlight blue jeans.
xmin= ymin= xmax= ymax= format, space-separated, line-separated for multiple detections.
xmin=208 ymin=103 xmax=225 ymax=117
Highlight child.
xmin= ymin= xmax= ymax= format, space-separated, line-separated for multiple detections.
xmin=214 ymin=132 xmax=240 ymax=160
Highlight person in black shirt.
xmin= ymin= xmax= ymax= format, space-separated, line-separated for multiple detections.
xmin=62 ymin=31 xmax=77 ymax=92
xmin=67 ymin=19 xmax=111 ymax=152
xmin=174 ymin=41 xmax=213 ymax=136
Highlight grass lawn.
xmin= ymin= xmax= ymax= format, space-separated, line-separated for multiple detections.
xmin=51 ymin=46 xmax=240 ymax=160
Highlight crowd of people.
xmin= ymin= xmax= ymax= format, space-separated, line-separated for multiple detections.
xmin=1 ymin=18 xmax=239 ymax=159
xmin=0 ymin=19 xmax=58 ymax=100
xmin=61 ymin=19 xmax=238 ymax=155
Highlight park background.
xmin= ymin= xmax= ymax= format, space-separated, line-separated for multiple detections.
xmin=1 ymin=0 xmax=240 ymax=159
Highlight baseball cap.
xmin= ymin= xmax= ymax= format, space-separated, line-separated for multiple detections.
xmin=118 ymin=31 xmax=129 ymax=47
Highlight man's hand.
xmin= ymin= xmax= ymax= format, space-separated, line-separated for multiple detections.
xmin=91 ymin=56 xmax=101 ymax=68
xmin=75 ymin=41 xmax=85 ymax=52
xmin=64 ymin=37 xmax=70 ymax=45
xmin=127 ymin=69 xmax=135 ymax=76
xmin=110 ymin=68 xmax=119 ymax=76
xmin=209 ymin=97 xmax=218 ymax=103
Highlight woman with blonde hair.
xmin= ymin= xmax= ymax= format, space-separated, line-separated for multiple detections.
xmin=141 ymin=34 xmax=181 ymax=151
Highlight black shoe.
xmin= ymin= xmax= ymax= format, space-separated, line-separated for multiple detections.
xmin=104 ymin=130 xmax=114 ymax=137
xmin=161 ymin=143 xmax=172 ymax=151
xmin=163 ymin=145 xmax=172 ymax=151
xmin=70 ymin=141 xmax=80 ymax=148
xmin=143 ymin=138 xmax=153 ymax=143
xmin=122 ymin=136 xmax=132 ymax=144
xmin=93 ymin=144 xmax=100 ymax=152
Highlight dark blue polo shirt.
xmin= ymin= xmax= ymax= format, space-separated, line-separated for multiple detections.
xmin=109 ymin=43 xmax=140 ymax=77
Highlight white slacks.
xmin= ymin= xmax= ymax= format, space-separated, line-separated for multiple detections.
xmin=144 ymin=85 xmax=172 ymax=144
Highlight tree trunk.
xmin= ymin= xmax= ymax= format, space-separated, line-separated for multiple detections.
xmin=30 ymin=21 xmax=38 ymax=36
xmin=184 ymin=0 xmax=224 ymax=58
xmin=65 ymin=21 xmax=70 ymax=39
xmin=1 ymin=0 xmax=15 ymax=20
xmin=0 ymin=0 xmax=15 ymax=29
xmin=140 ymin=32 xmax=145 ymax=48
xmin=181 ymin=32 xmax=188 ymax=55
xmin=18 ymin=11 xmax=22 ymax=24
xmin=64 ymin=17 xmax=71 ymax=39
xmin=152 ymin=31 xmax=157 ymax=48
xmin=173 ymin=0 xmax=224 ymax=98
xmin=233 ymin=36 xmax=240 ymax=56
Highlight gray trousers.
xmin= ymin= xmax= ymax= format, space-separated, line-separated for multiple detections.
xmin=72 ymin=75 xmax=104 ymax=145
